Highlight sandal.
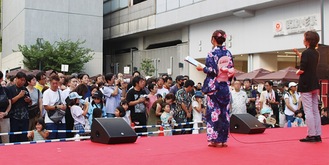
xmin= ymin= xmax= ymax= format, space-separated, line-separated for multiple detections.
xmin=221 ymin=143 xmax=228 ymax=147
xmin=208 ymin=142 xmax=216 ymax=147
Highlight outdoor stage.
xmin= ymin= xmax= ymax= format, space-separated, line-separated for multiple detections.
xmin=1 ymin=126 xmax=328 ymax=165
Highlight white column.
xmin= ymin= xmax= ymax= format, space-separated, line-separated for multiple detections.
xmin=251 ymin=53 xmax=277 ymax=71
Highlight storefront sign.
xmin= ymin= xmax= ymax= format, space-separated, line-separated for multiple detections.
xmin=273 ymin=14 xmax=320 ymax=37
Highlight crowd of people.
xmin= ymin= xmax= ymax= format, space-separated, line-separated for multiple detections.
xmin=0 ymin=31 xmax=328 ymax=146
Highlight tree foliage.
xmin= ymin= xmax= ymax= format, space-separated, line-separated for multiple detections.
xmin=140 ymin=58 xmax=155 ymax=76
xmin=17 ymin=39 xmax=93 ymax=74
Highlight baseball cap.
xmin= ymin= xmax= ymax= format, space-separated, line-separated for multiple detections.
xmin=69 ymin=92 xmax=82 ymax=100
xmin=288 ymin=82 xmax=298 ymax=88
xmin=194 ymin=91 xmax=204 ymax=98
xmin=92 ymin=91 xmax=103 ymax=99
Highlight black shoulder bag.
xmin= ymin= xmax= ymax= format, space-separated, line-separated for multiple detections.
xmin=47 ymin=90 xmax=66 ymax=124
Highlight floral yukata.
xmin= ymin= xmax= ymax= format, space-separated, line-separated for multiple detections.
xmin=202 ymin=46 xmax=234 ymax=143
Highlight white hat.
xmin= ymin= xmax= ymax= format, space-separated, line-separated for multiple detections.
xmin=69 ymin=92 xmax=82 ymax=100
xmin=288 ymin=82 xmax=298 ymax=88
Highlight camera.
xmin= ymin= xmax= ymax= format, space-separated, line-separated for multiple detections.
xmin=24 ymin=90 xmax=29 ymax=97
xmin=140 ymin=94 xmax=148 ymax=99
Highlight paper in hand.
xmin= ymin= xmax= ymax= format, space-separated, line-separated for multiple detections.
xmin=184 ymin=56 xmax=205 ymax=68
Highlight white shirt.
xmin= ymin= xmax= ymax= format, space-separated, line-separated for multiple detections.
xmin=157 ymin=87 xmax=169 ymax=98
xmin=258 ymin=114 xmax=266 ymax=123
xmin=62 ymin=88 xmax=72 ymax=101
xmin=259 ymin=90 xmax=274 ymax=115
xmin=284 ymin=91 xmax=300 ymax=116
xmin=71 ymin=105 xmax=86 ymax=125
xmin=231 ymin=90 xmax=248 ymax=115
xmin=192 ymin=100 xmax=203 ymax=122
xmin=43 ymin=89 xmax=67 ymax=124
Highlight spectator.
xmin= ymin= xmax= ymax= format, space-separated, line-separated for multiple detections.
xmin=62 ymin=76 xmax=78 ymax=100
xmin=120 ymin=100 xmax=131 ymax=125
xmin=174 ymin=79 xmax=194 ymax=135
xmin=192 ymin=91 xmax=205 ymax=134
xmin=293 ymin=110 xmax=306 ymax=127
xmin=258 ymin=107 xmax=275 ymax=128
xmin=231 ymin=81 xmax=248 ymax=115
xmin=103 ymin=73 xmax=121 ymax=118
xmin=0 ymin=71 xmax=12 ymax=143
xmin=284 ymin=82 xmax=301 ymax=123
xmin=146 ymin=84 xmax=158 ymax=128
xmin=58 ymin=72 xmax=67 ymax=91
xmin=85 ymin=85 xmax=99 ymax=103
xmin=196 ymin=82 xmax=202 ymax=91
xmin=42 ymin=75 xmax=67 ymax=139
xmin=65 ymin=84 xmax=89 ymax=138
xmin=7 ymin=72 xmax=32 ymax=142
xmin=127 ymin=70 xmax=141 ymax=90
xmin=87 ymin=91 xmax=106 ymax=127
xmin=169 ymin=75 xmax=185 ymax=96
xmin=160 ymin=103 xmax=175 ymax=136
xmin=35 ymin=71 xmax=47 ymax=92
xmin=26 ymin=74 xmax=43 ymax=130
xmin=242 ymin=78 xmax=257 ymax=116
xmin=163 ymin=77 xmax=173 ymax=90
xmin=115 ymin=106 xmax=126 ymax=119
xmin=78 ymin=73 xmax=91 ymax=99
xmin=156 ymin=77 xmax=169 ymax=98
xmin=27 ymin=118 xmax=49 ymax=141
xmin=68 ymin=92 xmax=89 ymax=136
xmin=1 ymin=81 xmax=7 ymax=87
xmin=126 ymin=76 xmax=147 ymax=134
xmin=259 ymin=81 xmax=280 ymax=125
xmin=321 ymin=108 xmax=329 ymax=125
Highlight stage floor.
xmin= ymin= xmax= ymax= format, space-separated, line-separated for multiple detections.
xmin=1 ymin=126 xmax=328 ymax=165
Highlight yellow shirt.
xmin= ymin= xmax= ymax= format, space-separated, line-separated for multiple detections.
xmin=35 ymin=83 xmax=45 ymax=92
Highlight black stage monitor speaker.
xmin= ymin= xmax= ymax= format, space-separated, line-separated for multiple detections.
xmin=91 ymin=118 xmax=137 ymax=144
xmin=230 ymin=114 xmax=266 ymax=134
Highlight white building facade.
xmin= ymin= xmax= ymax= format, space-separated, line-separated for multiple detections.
xmin=103 ymin=0 xmax=328 ymax=84
xmin=1 ymin=0 xmax=103 ymax=76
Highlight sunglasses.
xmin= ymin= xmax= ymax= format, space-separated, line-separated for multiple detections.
xmin=92 ymin=97 xmax=101 ymax=100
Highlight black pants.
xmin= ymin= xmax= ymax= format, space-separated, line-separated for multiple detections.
xmin=10 ymin=118 xmax=29 ymax=142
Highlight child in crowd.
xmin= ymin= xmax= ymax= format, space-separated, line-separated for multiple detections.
xmin=115 ymin=106 xmax=131 ymax=125
xmin=293 ymin=110 xmax=306 ymax=127
xmin=192 ymin=91 xmax=205 ymax=134
xmin=258 ymin=107 xmax=276 ymax=128
xmin=86 ymin=91 xmax=106 ymax=127
xmin=160 ymin=103 xmax=175 ymax=136
xmin=120 ymin=100 xmax=131 ymax=125
xmin=88 ymin=108 xmax=102 ymax=132
xmin=321 ymin=108 xmax=329 ymax=125
xmin=69 ymin=92 xmax=89 ymax=135
xmin=115 ymin=106 xmax=126 ymax=118
xmin=27 ymin=118 xmax=49 ymax=141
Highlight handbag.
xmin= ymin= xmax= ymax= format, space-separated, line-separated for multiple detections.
xmin=28 ymin=90 xmax=40 ymax=119
xmin=47 ymin=90 xmax=66 ymax=124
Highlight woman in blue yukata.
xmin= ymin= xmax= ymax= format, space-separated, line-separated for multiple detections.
xmin=197 ymin=30 xmax=235 ymax=147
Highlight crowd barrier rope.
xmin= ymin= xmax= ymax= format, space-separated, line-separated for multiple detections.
xmin=0 ymin=121 xmax=205 ymax=136
xmin=0 ymin=121 xmax=206 ymax=145
xmin=0 ymin=136 xmax=91 ymax=146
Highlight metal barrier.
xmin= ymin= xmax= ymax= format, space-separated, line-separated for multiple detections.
xmin=0 ymin=121 xmax=206 ymax=145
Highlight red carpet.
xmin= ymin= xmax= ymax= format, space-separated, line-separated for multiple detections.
xmin=1 ymin=126 xmax=328 ymax=165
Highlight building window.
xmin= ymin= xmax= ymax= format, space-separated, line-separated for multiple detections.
xmin=133 ymin=0 xmax=146 ymax=5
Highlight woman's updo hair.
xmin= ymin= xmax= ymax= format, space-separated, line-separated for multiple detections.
xmin=212 ymin=30 xmax=226 ymax=45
